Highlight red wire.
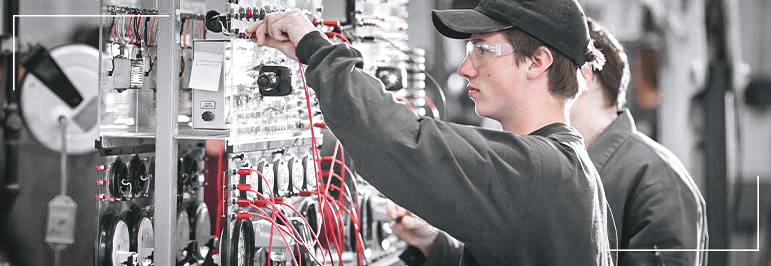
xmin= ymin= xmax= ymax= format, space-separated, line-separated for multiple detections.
xmin=423 ymin=96 xmax=440 ymax=119
xmin=243 ymin=210 xmax=299 ymax=266
xmin=294 ymin=43 xmax=332 ymax=264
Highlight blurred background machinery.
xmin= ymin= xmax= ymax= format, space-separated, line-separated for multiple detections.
xmin=1 ymin=0 xmax=770 ymax=265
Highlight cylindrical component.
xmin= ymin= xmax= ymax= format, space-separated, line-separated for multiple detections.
xmin=256 ymin=72 xmax=278 ymax=91
xmin=59 ymin=116 xmax=68 ymax=196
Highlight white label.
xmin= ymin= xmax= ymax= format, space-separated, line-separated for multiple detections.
xmin=200 ymin=101 xmax=216 ymax=109
xmin=189 ymin=42 xmax=225 ymax=92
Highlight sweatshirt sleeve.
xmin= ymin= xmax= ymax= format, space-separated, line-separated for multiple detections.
xmin=296 ymin=31 xmax=548 ymax=265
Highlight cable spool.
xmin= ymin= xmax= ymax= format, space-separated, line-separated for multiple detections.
xmin=302 ymin=152 xmax=316 ymax=191
xmin=18 ymin=44 xmax=100 ymax=155
xmin=256 ymin=159 xmax=274 ymax=198
xmin=96 ymin=209 xmax=131 ymax=266
xmin=188 ymin=201 xmax=213 ymax=259
xmin=127 ymin=205 xmax=153 ymax=266
xmin=299 ymin=199 xmax=319 ymax=239
xmin=129 ymin=155 xmax=150 ymax=196
xmin=175 ymin=207 xmax=191 ymax=262
xmin=109 ymin=157 xmax=131 ymax=198
xmin=181 ymin=153 xmax=200 ymax=187
xmin=273 ymin=157 xmax=289 ymax=197
xmin=288 ymin=155 xmax=304 ymax=194
xmin=228 ymin=219 xmax=255 ymax=266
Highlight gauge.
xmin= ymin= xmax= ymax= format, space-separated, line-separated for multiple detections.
xmin=302 ymin=153 xmax=316 ymax=190
xmin=110 ymin=157 xmax=130 ymax=197
xmin=288 ymin=155 xmax=304 ymax=193
xmin=97 ymin=210 xmax=131 ymax=266
xmin=256 ymin=159 xmax=274 ymax=198
xmin=189 ymin=202 xmax=212 ymax=259
xmin=127 ymin=209 xmax=154 ymax=266
xmin=129 ymin=155 xmax=150 ymax=196
xmin=111 ymin=219 xmax=131 ymax=265
xmin=273 ymin=157 xmax=289 ymax=196
xmin=228 ymin=219 xmax=254 ymax=266
xmin=175 ymin=208 xmax=191 ymax=261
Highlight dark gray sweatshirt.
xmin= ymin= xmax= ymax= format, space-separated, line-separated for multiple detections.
xmin=296 ymin=31 xmax=613 ymax=266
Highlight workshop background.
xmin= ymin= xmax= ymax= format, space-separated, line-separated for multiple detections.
xmin=1 ymin=0 xmax=770 ymax=265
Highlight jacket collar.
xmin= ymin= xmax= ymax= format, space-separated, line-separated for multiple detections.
xmin=587 ymin=109 xmax=637 ymax=172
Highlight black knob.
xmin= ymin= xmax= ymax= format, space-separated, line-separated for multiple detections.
xmin=257 ymin=72 xmax=278 ymax=91
xmin=202 ymin=111 xmax=215 ymax=121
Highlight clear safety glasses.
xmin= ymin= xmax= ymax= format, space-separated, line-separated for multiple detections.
xmin=465 ymin=40 xmax=516 ymax=66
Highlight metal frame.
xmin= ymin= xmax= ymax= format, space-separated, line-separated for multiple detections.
xmin=155 ymin=0 xmax=181 ymax=264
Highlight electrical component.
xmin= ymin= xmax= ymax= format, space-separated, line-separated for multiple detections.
xmin=302 ymin=152 xmax=316 ymax=191
xmin=273 ymin=157 xmax=290 ymax=196
xmin=227 ymin=219 xmax=255 ymax=266
xmin=376 ymin=66 xmax=407 ymax=91
xmin=97 ymin=210 xmax=133 ymax=266
xmin=256 ymin=159 xmax=274 ymax=198
xmin=109 ymin=157 xmax=131 ymax=198
xmin=189 ymin=202 xmax=213 ymax=260
xmin=175 ymin=208 xmax=191 ymax=262
xmin=128 ymin=206 xmax=153 ymax=266
xmin=256 ymin=65 xmax=293 ymax=96
xmin=288 ymin=155 xmax=304 ymax=193
xmin=129 ymin=155 xmax=150 ymax=196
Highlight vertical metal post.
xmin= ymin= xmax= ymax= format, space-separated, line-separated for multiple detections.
xmin=156 ymin=0 xmax=181 ymax=265
xmin=704 ymin=64 xmax=729 ymax=265
xmin=704 ymin=0 xmax=731 ymax=264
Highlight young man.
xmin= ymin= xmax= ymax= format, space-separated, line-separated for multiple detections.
xmin=390 ymin=19 xmax=709 ymax=266
xmin=572 ymin=19 xmax=708 ymax=265
xmin=246 ymin=0 xmax=612 ymax=265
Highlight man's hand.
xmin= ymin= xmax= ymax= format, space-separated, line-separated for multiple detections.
xmin=245 ymin=9 xmax=318 ymax=59
xmin=386 ymin=200 xmax=439 ymax=257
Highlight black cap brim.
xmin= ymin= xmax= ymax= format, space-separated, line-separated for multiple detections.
xmin=432 ymin=9 xmax=513 ymax=39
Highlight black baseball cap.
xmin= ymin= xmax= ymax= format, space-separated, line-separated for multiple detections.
xmin=432 ymin=0 xmax=591 ymax=66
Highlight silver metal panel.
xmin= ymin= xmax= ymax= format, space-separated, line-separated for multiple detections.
xmin=155 ymin=0 xmax=181 ymax=265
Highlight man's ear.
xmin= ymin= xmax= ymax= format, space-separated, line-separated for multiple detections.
xmin=527 ymin=46 xmax=553 ymax=80
xmin=580 ymin=67 xmax=594 ymax=86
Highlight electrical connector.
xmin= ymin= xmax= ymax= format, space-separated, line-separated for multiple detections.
xmin=236 ymin=212 xmax=250 ymax=220
xmin=237 ymin=168 xmax=252 ymax=176
xmin=236 ymin=199 xmax=252 ymax=207
xmin=237 ymin=184 xmax=252 ymax=191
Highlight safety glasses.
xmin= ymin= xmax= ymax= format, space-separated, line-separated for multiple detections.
xmin=465 ymin=40 xmax=516 ymax=66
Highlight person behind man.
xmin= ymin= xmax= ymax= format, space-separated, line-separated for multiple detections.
xmin=388 ymin=18 xmax=709 ymax=266
xmin=572 ymin=18 xmax=708 ymax=265
xmin=246 ymin=0 xmax=612 ymax=265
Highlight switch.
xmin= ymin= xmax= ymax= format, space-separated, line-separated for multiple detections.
xmin=202 ymin=111 xmax=215 ymax=121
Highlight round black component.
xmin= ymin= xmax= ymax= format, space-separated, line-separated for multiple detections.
xmin=182 ymin=154 xmax=200 ymax=187
xmin=127 ymin=205 xmax=154 ymax=266
xmin=228 ymin=219 xmax=254 ymax=266
xmin=97 ymin=209 xmax=131 ymax=266
xmin=256 ymin=72 xmax=278 ymax=91
xmin=129 ymin=155 xmax=150 ymax=196
xmin=202 ymin=111 xmax=215 ymax=121
xmin=110 ymin=157 xmax=130 ymax=197
xmin=188 ymin=202 xmax=213 ymax=259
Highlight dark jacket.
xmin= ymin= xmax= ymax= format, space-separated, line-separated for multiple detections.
xmin=589 ymin=110 xmax=708 ymax=266
xmin=297 ymin=31 xmax=612 ymax=266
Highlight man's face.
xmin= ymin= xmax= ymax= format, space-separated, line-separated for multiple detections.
xmin=458 ymin=32 xmax=528 ymax=122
